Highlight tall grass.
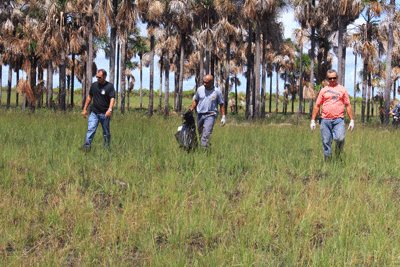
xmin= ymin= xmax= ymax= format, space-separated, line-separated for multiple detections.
xmin=1 ymin=109 xmax=400 ymax=266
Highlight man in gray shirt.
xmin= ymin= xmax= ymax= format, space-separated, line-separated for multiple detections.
xmin=188 ymin=74 xmax=226 ymax=148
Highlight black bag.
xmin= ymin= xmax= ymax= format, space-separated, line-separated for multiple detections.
xmin=175 ymin=110 xmax=198 ymax=151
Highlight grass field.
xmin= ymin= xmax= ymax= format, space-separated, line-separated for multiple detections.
xmin=1 ymin=101 xmax=400 ymax=266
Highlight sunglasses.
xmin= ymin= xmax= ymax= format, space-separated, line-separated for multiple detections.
xmin=327 ymin=77 xmax=337 ymax=81
xmin=96 ymin=76 xmax=103 ymax=79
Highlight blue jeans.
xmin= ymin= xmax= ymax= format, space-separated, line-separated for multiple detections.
xmin=197 ymin=113 xmax=216 ymax=148
xmin=83 ymin=112 xmax=111 ymax=148
xmin=320 ymin=118 xmax=345 ymax=156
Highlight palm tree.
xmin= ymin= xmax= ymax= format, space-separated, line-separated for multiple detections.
xmin=294 ymin=0 xmax=322 ymax=114
xmin=243 ymin=0 xmax=286 ymax=118
xmin=384 ymin=0 xmax=395 ymax=125
xmin=214 ymin=0 xmax=243 ymax=117
xmin=115 ymin=0 xmax=138 ymax=114
xmin=73 ymin=0 xmax=107 ymax=108
xmin=129 ymin=35 xmax=150 ymax=109
xmin=320 ymin=0 xmax=363 ymax=86
xmin=125 ymin=69 xmax=136 ymax=111
xmin=356 ymin=2 xmax=382 ymax=123
xmin=294 ymin=28 xmax=308 ymax=113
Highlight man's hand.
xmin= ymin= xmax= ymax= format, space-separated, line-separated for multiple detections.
xmin=221 ymin=115 xmax=226 ymax=127
xmin=105 ymin=110 xmax=112 ymax=118
xmin=348 ymin=120 xmax=355 ymax=132
xmin=82 ymin=109 xmax=88 ymax=119
xmin=310 ymin=120 xmax=316 ymax=131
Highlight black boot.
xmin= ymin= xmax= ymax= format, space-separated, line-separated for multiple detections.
xmin=335 ymin=140 xmax=345 ymax=156
xmin=324 ymin=154 xmax=331 ymax=162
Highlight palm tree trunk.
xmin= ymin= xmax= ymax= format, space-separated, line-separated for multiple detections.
xmin=361 ymin=19 xmax=368 ymax=123
xmin=210 ymin=50 xmax=215 ymax=77
xmin=127 ymin=77 xmax=130 ymax=111
xmin=59 ymin=50 xmax=66 ymax=110
xmin=261 ymin=34 xmax=267 ymax=117
xmin=139 ymin=54 xmax=143 ymax=109
xmin=341 ymin=45 xmax=346 ymax=86
xmin=159 ymin=58 xmax=163 ymax=110
xmin=66 ymin=74 xmax=70 ymax=108
xmin=384 ymin=0 xmax=395 ymax=125
xmin=86 ymin=17 xmax=94 ymax=100
xmin=337 ymin=17 xmax=345 ymax=85
xmin=29 ymin=57 xmax=37 ymax=111
xmin=164 ymin=53 xmax=170 ymax=119
xmin=235 ymin=77 xmax=238 ymax=113
xmin=275 ymin=69 xmax=279 ymax=114
xmin=371 ymin=85 xmax=374 ymax=118
xmin=254 ymin=22 xmax=261 ymax=118
xmin=71 ymin=53 xmax=75 ymax=107
xmin=175 ymin=33 xmax=185 ymax=113
xmin=81 ymin=63 xmax=86 ymax=109
xmin=353 ymin=53 xmax=357 ymax=114
xmin=269 ymin=72 xmax=273 ymax=113
xmin=361 ymin=59 xmax=367 ymax=123
xmin=299 ymin=44 xmax=304 ymax=113
xmin=120 ymin=35 xmax=126 ymax=114
xmin=292 ymin=94 xmax=295 ymax=114
xmin=7 ymin=54 xmax=12 ymax=109
xmin=309 ymin=25 xmax=316 ymax=115
xmin=116 ymin=43 xmax=120 ymax=109
xmin=15 ymin=69 xmax=19 ymax=107
xmin=206 ymin=50 xmax=210 ymax=75
xmin=148 ymin=34 xmax=155 ymax=117
xmin=367 ymin=73 xmax=371 ymax=122
xmin=109 ymin=26 xmax=117 ymax=96
xmin=246 ymin=20 xmax=253 ymax=119
xmin=174 ymin=67 xmax=179 ymax=110
xmin=199 ymin=48 xmax=204 ymax=86
xmin=224 ymin=41 xmax=230 ymax=117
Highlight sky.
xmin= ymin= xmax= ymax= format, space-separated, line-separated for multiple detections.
xmin=0 ymin=10 xmax=376 ymax=100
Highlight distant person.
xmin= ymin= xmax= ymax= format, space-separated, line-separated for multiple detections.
xmin=310 ymin=69 xmax=355 ymax=161
xmin=389 ymin=103 xmax=400 ymax=126
xmin=187 ymin=74 xmax=225 ymax=148
xmin=80 ymin=69 xmax=115 ymax=151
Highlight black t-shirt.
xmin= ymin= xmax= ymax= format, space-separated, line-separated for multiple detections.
xmin=89 ymin=81 xmax=115 ymax=114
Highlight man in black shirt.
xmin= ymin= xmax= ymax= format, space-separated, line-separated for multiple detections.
xmin=80 ymin=69 xmax=115 ymax=151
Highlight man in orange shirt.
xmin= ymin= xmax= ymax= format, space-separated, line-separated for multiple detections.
xmin=310 ymin=69 xmax=355 ymax=161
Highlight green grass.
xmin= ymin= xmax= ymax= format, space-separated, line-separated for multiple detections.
xmin=1 ymin=107 xmax=400 ymax=265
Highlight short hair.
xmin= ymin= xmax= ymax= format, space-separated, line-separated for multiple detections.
xmin=98 ymin=69 xmax=107 ymax=77
xmin=327 ymin=69 xmax=337 ymax=76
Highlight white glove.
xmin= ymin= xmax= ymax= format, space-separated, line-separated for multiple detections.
xmin=221 ymin=115 xmax=226 ymax=126
xmin=310 ymin=120 xmax=316 ymax=131
xmin=348 ymin=119 xmax=355 ymax=132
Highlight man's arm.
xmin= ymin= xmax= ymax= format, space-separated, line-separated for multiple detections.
xmin=220 ymin=104 xmax=226 ymax=116
xmin=105 ymin=98 xmax=115 ymax=118
xmin=189 ymin=99 xmax=198 ymax=111
xmin=311 ymin=104 xmax=321 ymax=120
xmin=346 ymin=103 xmax=355 ymax=132
xmin=220 ymin=103 xmax=226 ymax=126
xmin=82 ymin=95 xmax=92 ymax=119
xmin=345 ymin=103 xmax=354 ymax=120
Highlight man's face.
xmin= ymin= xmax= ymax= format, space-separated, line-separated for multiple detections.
xmin=203 ymin=78 xmax=214 ymax=90
xmin=327 ymin=72 xmax=338 ymax=86
xmin=96 ymin=72 xmax=106 ymax=85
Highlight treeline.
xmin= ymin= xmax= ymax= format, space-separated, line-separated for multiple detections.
xmin=0 ymin=0 xmax=398 ymax=122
